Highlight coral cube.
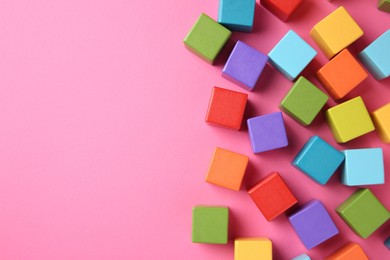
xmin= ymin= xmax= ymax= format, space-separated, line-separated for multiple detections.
xmin=310 ymin=6 xmax=363 ymax=59
xmin=317 ymin=49 xmax=368 ymax=100
xmin=280 ymin=76 xmax=328 ymax=126
xmin=292 ymin=254 xmax=311 ymax=260
xmin=247 ymin=112 xmax=288 ymax=153
xmin=260 ymin=0 xmax=303 ymax=22
xmin=206 ymin=147 xmax=249 ymax=191
xmin=222 ymin=41 xmax=268 ymax=91
xmin=234 ymin=238 xmax=272 ymax=260
xmin=378 ymin=0 xmax=390 ymax=12
xmin=192 ymin=206 xmax=229 ymax=244
xmin=248 ymin=172 xmax=297 ymax=221
xmin=336 ymin=188 xmax=390 ymax=238
xmin=289 ymin=200 xmax=339 ymax=249
xmin=359 ymin=29 xmax=390 ymax=80
xmin=268 ymin=30 xmax=317 ymax=81
xmin=325 ymin=242 xmax=368 ymax=260
xmin=372 ymin=102 xmax=390 ymax=143
xmin=325 ymin=96 xmax=375 ymax=143
xmin=293 ymin=136 xmax=344 ymax=185
xmin=341 ymin=148 xmax=384 ymax=186
xmin=183 ymin=13 xmax=231 ymax=64
xmin=218 ymin=0 xmax=255 ymax=32
xmin=205 ymin=86 xmax=248 ymax=130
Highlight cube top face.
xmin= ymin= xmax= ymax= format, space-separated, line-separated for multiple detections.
xmin=310 ymin=6 xmax=363 ymax=59
xmin=326 ymin=96 xmax=375 ymax=143
xmin=192 ymin=206 xmax=229 ymax=244
xmin=359 ymin=29 xmax=390 ymax=80
xmin=248 ymin=172 xmax=297 ymax=221
xmin=247 ymin=112 xmax=288 ymax=153
xmin=325 ymin=242 xmax=368 ymax=260
xmin=218 ymin=0 xmax=256 ymax=32
xmin=336 ymin=188 xmax=390 ymax=238
xmin=317 ymin=49 xmax=368 ymax=100
xmin=206 ymin=147 xmax=249 ymax=191
xmin=183 ymin=13 xmax=231 ymax=64
xmin=292 ymin=254 xmax=311 ymax=260
xmin=293 ymin=136 xmax=345 ymax=185
xmin=205 ymin=86 xmax=248 ymax=130
xmin=281 ymin=76 xmax=329 ymax=125
xmin=289 ymin=200 xmax=339 ymax=249
xmin=234 ymin=238 xmax=272 ymax=260
xmin=372 ymin=102 xmax=390 ymax=143
xmin=269 ymin=30 xmax=317 ymax=81
xmin=222 ymin=41 xmax=268 ymax=91
xmin=260 ymin=0 xmax=303 ymax=22
xmin=341 ymin=148 xmax=384 ymax=186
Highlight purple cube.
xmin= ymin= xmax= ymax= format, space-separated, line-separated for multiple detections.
xmin=247 ymin=112 xmax=288 ymax=153
xmin=289 ymin=200 xmax=339 ymax=249
xmin=222 ymin=41 xmax=268 ymax=91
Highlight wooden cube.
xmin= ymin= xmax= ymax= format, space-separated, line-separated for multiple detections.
xmin=325 ymin=242 xmax=368 ymax=260
xmin=260 ymin=0 xmax=303 ymax=22
xmin=218 ymin=0 xmax=256 ymax=32
xmin=372 ymin=102 xmax=390 ymax=143
xmin=378 ymin=0 xmax=390 ymax=12
xmin=234 ymin=238 xmax=272 ymax=260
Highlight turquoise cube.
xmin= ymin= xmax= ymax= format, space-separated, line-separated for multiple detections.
xmin=292 ymin=254 xmax=311 ymax=260
xmin=341 ymin=148 xmax=384 ymax=186
xmin=385 ymin=236 xmax=390 ymax=249
xmin=269 ymin=30 xmax=317 ymax=81
xmin=218 ymin=0 xmax=255 ymax=32
xmin=293 ymin=136 xmax=344 ymax=185
xmin=359 ymin=29 xmax=390 ymax=80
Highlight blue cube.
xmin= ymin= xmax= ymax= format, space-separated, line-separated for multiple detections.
xmin=293 ymin=136 xmax=344 ymax=185
xmin=341 ymin=148 xmax=384 ymax=186
xmin=292 ymin=254 xmax=311 ymax=260
xmin=385 ymin=236 xmax=390 ymax=250
xmin=359 ymin=29 xmax=390 ymax=80
xmin=268 ymin=30 xmax=317 ymax=81
xmin=218 ymin=0 xmax=256 ymax=32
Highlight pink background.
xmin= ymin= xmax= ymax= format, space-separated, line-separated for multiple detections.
xmin=0 ymin=0 xmax=389 ymax=259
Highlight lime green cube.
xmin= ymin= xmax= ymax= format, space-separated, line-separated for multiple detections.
xmin=192 ymin=206 xmax=229 ymax=244
xmin=336 ymin=188 xmax=390 ymax=238
xmin=378 ymin=0 xmax=390 ymax=12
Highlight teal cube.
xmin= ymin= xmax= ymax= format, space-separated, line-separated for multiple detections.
xmin=184 ymin=13 xmax=231 ymax=64
xmin=218 ymin=0 xmax=255 ymax=32
xmin=192 ymin=206 xmax=229 ymax=244
xmin=359 ymin=29 xmax=390 ymax=80
xmin=269 ymin=30 xmax=317 ymax=81
xmin=385 ymin=236 xmax=390 ymax=249
xmin=292 ymin=254 xmax=311 ymax=260
xmin=280 ymin=76 xmax=328 ymax=126
xmin=293 ymin=136 xmax=344 ymax=185
xmin=341 ymin=148 xmax=384 ymax=186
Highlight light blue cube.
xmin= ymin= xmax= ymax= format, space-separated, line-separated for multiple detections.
xmin=293 ymin=136 xmax=344 ymax=185
xmin=292 ymin=254 xmax=311 ymax=260
xmin=218 ymin=0 xmax=255 ymax=32
xmin=341 ymin=148 xmax=384 ymax=186
xmin=359 ymin=29 xmax=390 ymax=80
xmin=268 ymin=30 xmax=317 ymax=81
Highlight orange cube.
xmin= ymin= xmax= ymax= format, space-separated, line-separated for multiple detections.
xmin=325 ymin=242 xmax=368 ymax=260
xmin=317 ymin=49 xmax=368 ymax=100
xmin=206 ymin=147 xmax=249 ymax=191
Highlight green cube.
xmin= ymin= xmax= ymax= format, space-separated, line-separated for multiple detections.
xmin=192 ymin=206 xmax=229 ymax=244
xmin=184 ymin=13 xmax=231 ymax=64
xmin=336 ymin=188 xmax=390 ymax=238
xmin=378 ymin=0 xmax=390 ymax=12
xmin=280 ymin=76 xmax=329 ymax=126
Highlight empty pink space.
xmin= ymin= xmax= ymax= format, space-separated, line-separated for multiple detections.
xmin=0 ymin=0 xmax=388 ymax=259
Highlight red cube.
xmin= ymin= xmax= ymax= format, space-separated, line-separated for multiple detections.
xmin=260 ymin=0 xmax=303 ymax=22
xmin=248 ymin=172 xmax=298 ymax=221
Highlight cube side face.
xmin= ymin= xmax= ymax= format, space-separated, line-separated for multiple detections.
xmin=326 ymin=243 xmax=368 ymax=260
xmin=184 ymin=13 xmax=231 ymax=64
xmin=218 ymin=0 xmax=255 ymax=32
xmin=378 ymin=0 xmax=390 ymax=12
xmin=269 ymin=30 xmax=317 ymax=81
xmin=192 ymin=206 xmax=229 ymax=244
xmin=372 ymin=103 xmax=390 ymax=143
xmin=310 ymin=7 xmax=363 ymax=58
xmin=234 ymin=238 xmax=272 ymax=260
xmin=281 ymin=77 xmax=328 ymax=125
xmin=222 ymin=41 xmax=268 ymax=90
xmin=289 ymin=200 xmax=339 ymax=249
xmin=206 ymin=86 xmax=248 ymax=130
xmin=260 ymin=0 xmax=303 ymax=21
xmin=293 ymin=136 xmax=344 ymax=185
xmin=336 ymin=189 xmax=390 ymax=238
xmin=248 ymin=172 xmax=297 ymax=221
xmin=206 ymin=147 xmax=249 ymax=191
xmin=247 ymin=112 xmax=288 ymax=153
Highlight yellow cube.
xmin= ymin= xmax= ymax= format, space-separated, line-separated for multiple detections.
xmin=372 ymin=102 xmax=390 ymax=143
xmin=310 ymin=6 xmax=363 ymax=59
xmin=326 ymin=96 xmax=375 ymax=143
xmin=234 ymin=238 xmax=272 ymax=260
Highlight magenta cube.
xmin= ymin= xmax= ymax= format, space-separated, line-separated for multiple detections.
xmin=247 ymin=112 xmax=288 ymax=153
xmin=222 ymin=41 xmax=268 ymax=91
